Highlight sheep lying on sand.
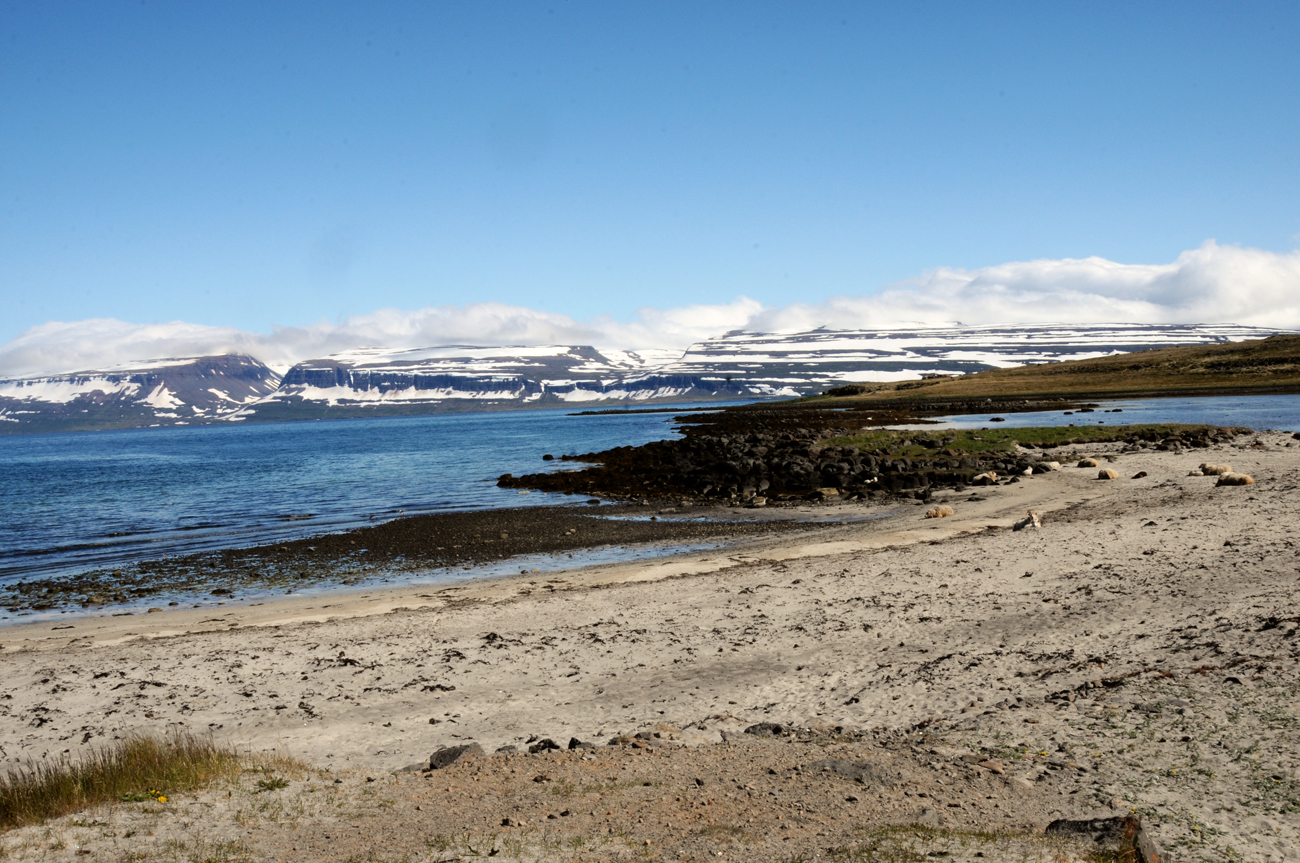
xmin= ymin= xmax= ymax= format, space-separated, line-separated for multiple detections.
xmin=1216 ymin=473 xmax=1255 ymax=486
xmin=1199 ymin=463 xmax=1232 ymax=475
xmin=1132 ymin=471 xmax=1148 ymax=479
xmin=972 ymin=471 xmax=998 ymax=484
xmin=1012 ymin=510 xmax=1041 ymax=531
xmin=1078 ymin=458 xmax=1099 ymax=468
xmin=924 ymin=504 xmax=955 ymax=519
xmin=1097 ymin=468 xmax=1119 ymax=480
xmin=1187 ymin=469 xmax=1204 ymax=476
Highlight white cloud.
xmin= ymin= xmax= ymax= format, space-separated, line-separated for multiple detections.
xmin=747 ymin=241 xmax=1300 ymax=332
xmin=0 ymin=299 xmax=765 ymax=378
xmin=2 ymin=241 xmax=1297 ymax=378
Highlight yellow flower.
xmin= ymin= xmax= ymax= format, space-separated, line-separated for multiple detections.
xmin=157 ymin=796 xmax=167 ymax=803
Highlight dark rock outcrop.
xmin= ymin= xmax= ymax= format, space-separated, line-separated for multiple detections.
xmin=428 ymin=743 xmax=484 ymax=770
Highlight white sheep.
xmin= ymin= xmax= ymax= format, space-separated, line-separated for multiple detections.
xmin=925 ymin=504 xmax=955 ymax=519
xmin=1078 ymin=458 xmax=1099 ymax=468
xmin=1216 ymin=473 xmax=1255 ymax=486
xmin=1199 ymin=463 xmax=1232 ymax=475
xmin=1097 ymin=468 xmax=1119 ymax=480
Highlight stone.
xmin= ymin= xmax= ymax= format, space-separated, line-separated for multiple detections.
xmin=1012 ymin=510 xmax=1041 ymax=531
xmin=528 ymin=738 xmax=562 ymax=754
xmin=1046 ymin=816 xmax=1163 ymax=863
xmin=916 ymin=807 xmax=942 ymax=826
xmin=977 ymin=760 xmax=1004 ymax=774
xmin=743 ymin=722 xmax=786 ymax=737
xmin=428 ymin=743 xmax=483 ymax=770
xmin=567 ymin=737 xmax=598 ymax=750
xmin=807 ymin=758 xmax=899 ymax=787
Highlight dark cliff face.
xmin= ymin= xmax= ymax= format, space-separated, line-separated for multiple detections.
xmin=280 ymin=364 xmax=534 ymax=395
xmin=0 ymin=354 xmax=281 ymax=435
xmin=254 ymin=345 xmax=776 ymax=422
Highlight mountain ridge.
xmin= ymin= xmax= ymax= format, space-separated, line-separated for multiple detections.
xmin=1 ymin=323 xmax=1293 ymax=434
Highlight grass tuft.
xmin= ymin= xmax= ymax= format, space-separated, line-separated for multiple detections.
xmin=0 ymin=732 xmax=240 ymax=831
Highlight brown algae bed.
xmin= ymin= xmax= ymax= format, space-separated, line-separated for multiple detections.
xmin=1 ymin=502 xmax=835 ymax=616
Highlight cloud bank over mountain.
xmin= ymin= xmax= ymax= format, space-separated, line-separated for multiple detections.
xmin=3 ymin=241 xmax=1298 ymax=378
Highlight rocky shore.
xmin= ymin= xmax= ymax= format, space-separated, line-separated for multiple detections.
xmin=499 ymin=400 xmax=1249 ymax=504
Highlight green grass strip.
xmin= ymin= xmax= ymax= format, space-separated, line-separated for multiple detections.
xmin=824 ymin=423 xmax=1240 ymax=457
xmin=0 ymin=732 xmax=240 ymax=832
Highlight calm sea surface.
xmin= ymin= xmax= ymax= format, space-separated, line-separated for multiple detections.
xmin=929 ymin=393 xmax=1300 ymax=431
xmin=2 ymin=395 xmax=1298 ymax=586
xmin=0 ymin=404 xmax=730 ymax=583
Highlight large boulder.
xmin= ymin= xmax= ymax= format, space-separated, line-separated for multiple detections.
xmin=427 ymin=743 xmax=484 ymax=770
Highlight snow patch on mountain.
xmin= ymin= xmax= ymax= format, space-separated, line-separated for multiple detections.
xmin=656 ymin=323 xmax=1286 ymax=392
xmin=0 ymin=354 xmax=281 ymax=434
xmin=2 ymin=323 xmax=1295 ymax=433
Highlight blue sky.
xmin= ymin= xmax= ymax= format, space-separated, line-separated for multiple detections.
xmin=2 ymin=1 xmax=1299 ymax=362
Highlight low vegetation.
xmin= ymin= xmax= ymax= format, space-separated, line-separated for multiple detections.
xmin=817 ymin=333 xmax=1300 ymax=404
xmin=824 ymin=423 xmax=1239 ymax=457
xmin=0 ymin=732 xmax=240 ymax=832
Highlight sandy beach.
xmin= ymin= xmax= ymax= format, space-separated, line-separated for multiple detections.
xmin=0 ymin=430 xmax=1297 ymax=861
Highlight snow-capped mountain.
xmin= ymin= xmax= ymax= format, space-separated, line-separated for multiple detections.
xmin=235 ymin=344 xmax=789 ymax=422
xmin=1 ymin=323 xmax=1292 ymax=433
xmin=0 ymin=354 xmax=280 ymax=434
xmin=656 ymin=323 xmax=1285 ymax=392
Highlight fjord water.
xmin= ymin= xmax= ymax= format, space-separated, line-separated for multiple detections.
xmin=930 ymin=394 xmax=1300 ymax=432
xmin=0 ymin=405 xmax=722 ymax=583
xmin=2 ymin=395 xmax=1298 ymax=587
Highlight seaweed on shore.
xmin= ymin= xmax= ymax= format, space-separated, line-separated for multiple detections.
xmin=1 ymin=504 xmax=822 ymax=615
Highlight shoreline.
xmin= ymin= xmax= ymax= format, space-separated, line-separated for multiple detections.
xmin=0 ymin=430 xmax=1296 ymax=861
xmin=0 ymin=499 xmax=851 ymax=619
xmin=0 ymin=446 xmax=1128 ymax=651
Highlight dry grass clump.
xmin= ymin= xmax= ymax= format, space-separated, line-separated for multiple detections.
xmin=0 ymin=732 xmax=240 ymax=831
